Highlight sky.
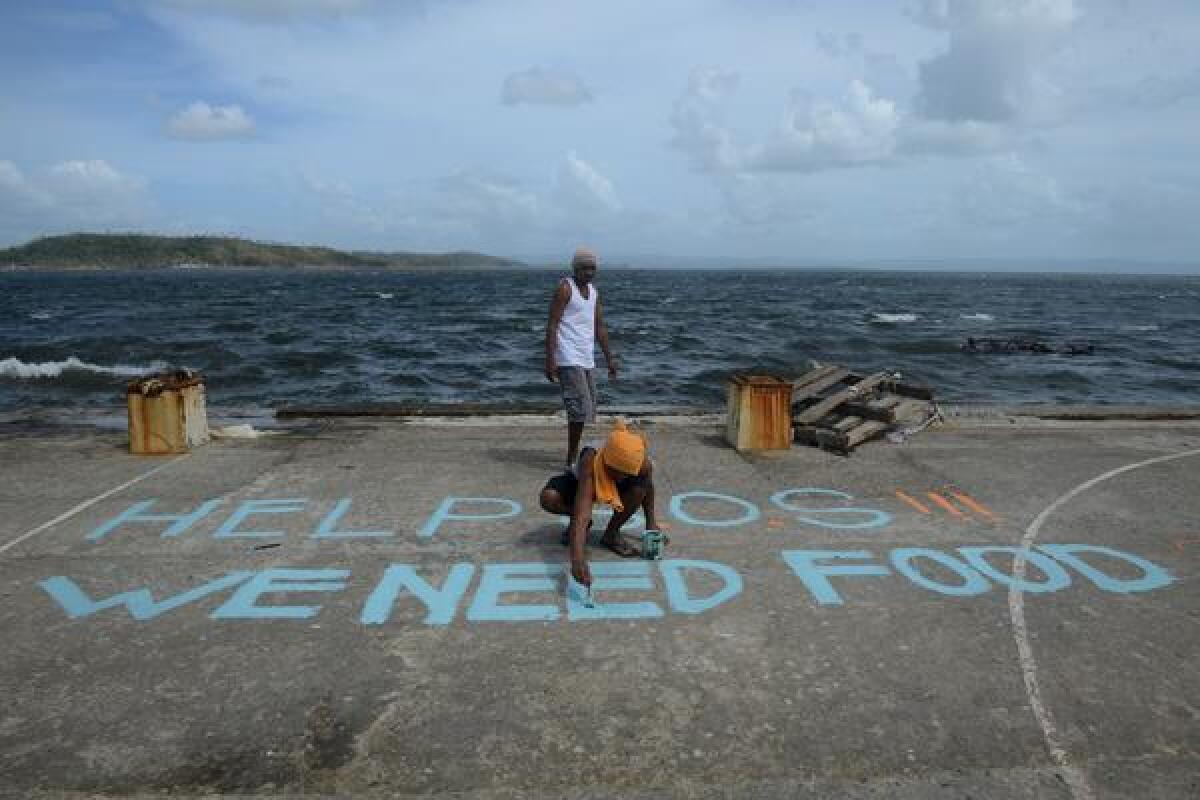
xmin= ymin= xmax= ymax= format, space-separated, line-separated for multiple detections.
xmin=1 ymin=0 xmax=1199 ymax=268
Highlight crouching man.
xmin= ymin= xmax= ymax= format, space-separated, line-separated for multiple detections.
xmin=539 ymin=420 xmax=662 ymax=588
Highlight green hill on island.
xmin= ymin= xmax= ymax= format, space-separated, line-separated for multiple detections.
xmin=0 ymin=233 xmax=525 ymax=269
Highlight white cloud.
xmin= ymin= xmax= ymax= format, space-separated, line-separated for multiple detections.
xmin=431 ymin=170 xmax=543 ymax=241
xmin=167 ymin=102 xmax=256 ymax=140
xmin=501 ymin=67 xmax=593 ymax=107
xmin=668 ymin=68 xmax=745 ymax=173
xmin=556 ymin=152 xmax=621 ymax=215
xmin=750 ymin=80 xmax=900 ymax=171
xmin=45 ymin=160 xmax=149 ymax=219
xmin=670 ymin=66 xmax=1014 ymax=180
xmin=0 ymin=159 xmax=152 ymax=240
xmin=911 ymin=0 xmax=1077 ymax=122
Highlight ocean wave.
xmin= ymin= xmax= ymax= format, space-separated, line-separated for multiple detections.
xmin=1120 ymin=324 xmax=1159 ymax=332
xmin=30 ymin=311 xmax=55 ymax=321
xmin=961 ymin=313 xmax=994 ymax=321
xmin=0 ymin=356 xmax=168 ymax=380
xmin=870 ymin=313 xmax=919 ymax=323
xmin=375 ymin=292 xmax=394 ymax=300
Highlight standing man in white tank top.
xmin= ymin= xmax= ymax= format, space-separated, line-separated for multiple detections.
xmin=544 ymin=246 xmax=618 ymax=468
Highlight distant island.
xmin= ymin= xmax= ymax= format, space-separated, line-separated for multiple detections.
xmin=0 ymin=233 xmax=525 ymax=270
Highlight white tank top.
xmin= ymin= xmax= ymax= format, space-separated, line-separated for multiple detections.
xmin=554 ymin=277 xmax=597 ymax=368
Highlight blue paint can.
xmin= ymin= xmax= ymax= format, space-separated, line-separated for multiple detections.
xmin=642 ymin=530 xmax=665 ymax=560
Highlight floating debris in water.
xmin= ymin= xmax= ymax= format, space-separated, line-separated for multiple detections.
xmin=962 ymin=337 xmax=1093 ymax=355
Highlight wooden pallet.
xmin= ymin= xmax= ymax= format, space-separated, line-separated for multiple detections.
xmin=791 ymin=365 xmax=937 ymax=454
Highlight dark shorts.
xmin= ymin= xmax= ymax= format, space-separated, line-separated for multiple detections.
xmin=543 ymin=470 xmax=649 ymax=514
xmin=557 ymin=366 xmax=597 ymax=423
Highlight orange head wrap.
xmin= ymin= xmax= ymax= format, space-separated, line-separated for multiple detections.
xmin=592 ymin=420 xmax=646 ymax=512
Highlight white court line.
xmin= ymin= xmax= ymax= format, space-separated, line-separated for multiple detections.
xmin=1010 ymin=448 xmax=1200 ymax=800
xmin=0 ymin=456 xmax=186 ymax=556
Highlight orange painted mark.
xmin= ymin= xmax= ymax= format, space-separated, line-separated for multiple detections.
xmin=895 ymin=490 xmax=931 ymax=514
xmin=926 ymin=492 xmax=966 ymax=518
xmin=766 ymin=518 xmax=785 ymax=529
xmin=1174 ymin=537 xmax=1200 ymax=553
xmin=948 ymin=490 xmax=998 ymax=521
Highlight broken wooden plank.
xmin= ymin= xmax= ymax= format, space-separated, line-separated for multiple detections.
xmin=792 ymin=364 xmax=840 ymax=390
xmin=794 ymin=371 xmax=891 ymax=425
xmin=843 ymin=419 xmax=889 ymax=449
xmin=798 ymin=418 xmax=888 ymax=453
xmin=791 ymin=367 xmax=850 ymax=403
xmin=840 ymin=394 xmax=904 ymax=423
xmin=843 ymin=371 xmax=935 ymax=401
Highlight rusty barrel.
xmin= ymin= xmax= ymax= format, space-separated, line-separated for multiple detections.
xmin=126 ymin=370 xmax=209 ymax=455
xmin=725 ymin=374 xmax=793 ymax=451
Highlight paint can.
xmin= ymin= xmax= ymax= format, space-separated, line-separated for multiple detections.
xmin=642 ymin=529 xmax=665 ymax=560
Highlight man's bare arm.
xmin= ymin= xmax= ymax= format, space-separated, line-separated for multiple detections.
xmin=595 ymin=298 xmax=617 ymax=380
xmin=568 ymin=453 xmax=596 ymax=586
xmin=544 ymin=281 xmax=570 ymax=381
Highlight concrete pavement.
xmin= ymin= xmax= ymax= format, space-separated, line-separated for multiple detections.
xmin=1 ymin=412 xmax=1198 ymax=798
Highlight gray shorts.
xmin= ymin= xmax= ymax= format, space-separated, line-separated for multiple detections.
xmin=557 ymin=366 xmax=597 ymax=423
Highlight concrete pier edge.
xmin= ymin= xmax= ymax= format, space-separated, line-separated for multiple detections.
xmin=271 ymin=402 xmax=1200 ymax=422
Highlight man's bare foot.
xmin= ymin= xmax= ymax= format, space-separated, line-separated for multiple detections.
xmin=600 ymin=533 xmax=639 ymax=558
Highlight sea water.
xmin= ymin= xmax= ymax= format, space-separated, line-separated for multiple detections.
xmin=2 ymin=268 xmax=1197 ymax=414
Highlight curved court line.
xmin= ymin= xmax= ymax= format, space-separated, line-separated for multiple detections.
xmin=0 ymin=456 xmax=186 ymax=556
xmin=1011 ymin=448 xmax=1200 ymax=800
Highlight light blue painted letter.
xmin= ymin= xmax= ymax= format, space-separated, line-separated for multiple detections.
xmin=770 ymin=489 xmax=891 ymax=530
xmin=418 ymin=497 xmax=522 ymax=539
xmin=567 ymin=562 xmax=664 ymax=621
xmin=88 ymin=498 xmax=223 ymax=542
xmin=212 ymin=568 xmax=348 ymax=619
xmin=466 ymin=563 xmax=559 ymax=622
xmin=361 ymin=564 xmax=475 ymax=625
xmin=39 ymin=572 xmax=252 ymax=620
xmin=315 ymin=498 xmax=392 ymax=539
xmin=959 ymin=546 xmax=1070 ymax=594
xmin=890 ymin=547 xmax=991 ymax=596
xmin=669 ymin=491 xmax=760 ymax=527
xmin=660 ymin=559 xmax=742 ymax=614
xmin=1039 ymin=544 xmax=1173 ymax=594
xmin=214 ymin=499 xmax=307 ymax=539
xmin=781 ymin=550 xmax=890 ymax=606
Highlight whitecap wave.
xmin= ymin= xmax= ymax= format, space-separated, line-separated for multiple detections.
xmin=30 ymin=311 xmax=54 ymax=321
xmin=961 ymin=313 xmax=994 ymax=321
xmin=0 ymin=356 xmax=168 ymax=380
xmin=375 ymin=292 xmax=394 ymax=300
xmin=1121 ymin=324 xmax=1159 ymax=332
xmin=871 ymin=313 xmax=919 ymax=323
